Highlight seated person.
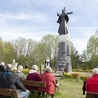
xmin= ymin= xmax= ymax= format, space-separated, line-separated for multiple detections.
xmin=0 ymin=64 xmax=29 ymax=98
xmin=82 ymin=80 xmax=87 ymax=95
xmin=85 ymin=68 xmax=98 ymax=93
xmin=0 ymin=64 xmax=6 ymax=72
xmin=15 ymin=65 xmax=25 ymax=80
xmin=40 ymin=67 xmax=56 ymax=98
xmin=26 ymin=65 xmax=41 ymax=90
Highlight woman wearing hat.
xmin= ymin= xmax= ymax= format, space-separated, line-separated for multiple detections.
xmin=40 ymin=67 xmax=56 ymax=98
xmin=26 ymin=65 xmax=41 ymax=91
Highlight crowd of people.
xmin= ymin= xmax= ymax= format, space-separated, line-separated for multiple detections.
xmin=1 ymin=60 xmax=98 ymax=98
xmin=25 ymin=64 xmax=56 ymax=98
xmin=0 ymin=62 xmax=29 ymax=98
xmin=0 ymin=61 xmax=57 ymax=98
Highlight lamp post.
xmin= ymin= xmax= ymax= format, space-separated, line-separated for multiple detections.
xmin=40 ymin=64 xmax=44 ymax=74
xmin=40 ymin=65 xmax=41 ymax=74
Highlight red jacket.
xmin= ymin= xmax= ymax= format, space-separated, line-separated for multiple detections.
xmin=85 ymin=74 xmax=98 ymax=93
xmin=41 ymin=71 xmax=56 ymax=94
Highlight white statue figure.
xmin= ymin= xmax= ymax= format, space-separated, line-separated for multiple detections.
xmin=12 ymin=59 xmax=18 ymax=69
xmin=45 ymin=57 xmax=50 ymax=68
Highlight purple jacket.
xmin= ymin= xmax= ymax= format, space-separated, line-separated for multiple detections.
xmin=26 ymin=72 xmax=41 ymax=90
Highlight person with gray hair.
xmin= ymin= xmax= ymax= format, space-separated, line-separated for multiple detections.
xmin=40 ymin=67 xmax=56 ymax=98
xmin=29 ymin=64 xmax=38 ymax=73
xmin=0 ymin=62 xmax=5 ymax=66
xmin=26 ymin=65 xmax=41 ymax=91
xmin=0 ymin=62 xmax=6 ymax=72
xmin=15 ymin=65 xmax=25 ymax=80
xmin=85 ymin=68 xmax=98 ymax=93
xmin=0 ymin=64 xmax=29 ymax=98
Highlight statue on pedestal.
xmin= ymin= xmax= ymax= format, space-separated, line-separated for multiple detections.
xmin=57 ymin=7 xmax=73 ymax=35
xmin=55 ymin=7 xmax=73 ymax=73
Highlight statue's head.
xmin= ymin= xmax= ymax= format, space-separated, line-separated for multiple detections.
xmin=62 ymin=9 xmax=65 ymax=13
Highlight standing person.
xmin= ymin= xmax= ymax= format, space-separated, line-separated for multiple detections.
xmin=25 ymin=61 xmax=28 ymax=68
xmin=45 ymin=57 xmax=51 ymax=68
xmin=15 ymin=65 xmax=25 ymax=80
xmin=0 ymin=64 xmax=29 ymax=98
xmin=40 ymin=67 xmax=56 ymax=98
xmin=85 ymin=68 xmax=98 ymax=93
xmin=26 ymin=65 xmax=41 ymax=91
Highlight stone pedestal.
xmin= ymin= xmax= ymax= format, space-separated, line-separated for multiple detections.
xmin=55 ymin=35 xmax=72 ymax=72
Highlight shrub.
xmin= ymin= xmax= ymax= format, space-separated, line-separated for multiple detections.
xmin=80 ymin=75 xmax=90 ymax=81
xmin=64 ymin=72 xmax=73 ymax=78
xmin=71 ymin=73 xmax=80 ymax=78
xmin=23 ymin=69 xmax=30 ymax=74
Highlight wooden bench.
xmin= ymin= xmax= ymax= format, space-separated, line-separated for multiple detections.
xmin=0 ymin=88 xmax=18 ymax=98
xmin=86 ymin=92 xmax=98 ymax=98
xmin=21 ymin=80 xmax=46 ymax=88
xmin=21 ymin=80 xmax=47 ymax=97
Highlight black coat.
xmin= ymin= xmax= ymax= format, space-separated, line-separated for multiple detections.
xmin=0 ymin=70 xmax=26 ymax=91
xmin=82 ymin=80 xmax=86 ymax=95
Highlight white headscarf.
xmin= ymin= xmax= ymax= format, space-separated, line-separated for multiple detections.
xmin=29 ymin=65 xmax=38 ymax=73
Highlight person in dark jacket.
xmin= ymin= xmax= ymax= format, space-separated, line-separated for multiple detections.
xmin=0 ymin=64 xmax=29 ymax=98
xmin=82 ymin=80 xmax=87 ymax=95
xmin=0 ymin=64 xmax=6 ymax=72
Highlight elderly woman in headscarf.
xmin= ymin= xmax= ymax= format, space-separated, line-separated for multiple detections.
xmin=15 ymin=65 xmax=25 ymax=80
xmin=40 ymin=67 xmax=56 ymax=98
xmin=26 ymin=65 xmax=41 ymax=91
xmin=85 ymin=68 xmax=98 ymax=93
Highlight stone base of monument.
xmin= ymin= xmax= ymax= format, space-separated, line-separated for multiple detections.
xmin=52 ymin=71 xmax=64 ymax=79
xmin=55 ymin=35 xmax=72 ymax=73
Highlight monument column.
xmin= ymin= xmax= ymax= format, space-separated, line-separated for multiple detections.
xmin=55 ymin=7 xmax=72 ymax=72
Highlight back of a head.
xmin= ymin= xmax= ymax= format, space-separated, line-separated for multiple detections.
xmin=6 ymin=64 xmax=12 ymax=70
xmin=92 ymin=68 xmax=98 ymax=75
xmin=0 ymin=65 xmax=6 ymax=72
xmin=32 ymin=65 xmax=38 ymax=71
xmin=1 ymin=62 xmax=5 ymax=66
xmin=18 ymin=65 xmax=23 ymax=71
xmin=45 ymin=67 xmax=52 ymax=73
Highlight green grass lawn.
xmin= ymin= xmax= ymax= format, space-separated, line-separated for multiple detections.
xmin=29 ymin=78 xmax=86 ymax=98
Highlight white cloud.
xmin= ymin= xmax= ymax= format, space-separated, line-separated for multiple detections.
xmin=0 ymin=0 xmax=98 ymax=55
xmin=0 ymin=12 xmax=47 ymax=23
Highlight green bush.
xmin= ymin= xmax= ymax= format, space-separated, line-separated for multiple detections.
xmin=23 ymin=69 xmax=30 ymax=74
xmin=63 ymin=72 xmax=90 ymax=80
xmin=64 ymin=73 xmax=73 ymax=78
xmin=80 ymin=75 xmax=90 ymax=81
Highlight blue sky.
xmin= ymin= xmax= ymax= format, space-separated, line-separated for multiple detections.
xmin=0 ymin=0 xmax=98 ymax=54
